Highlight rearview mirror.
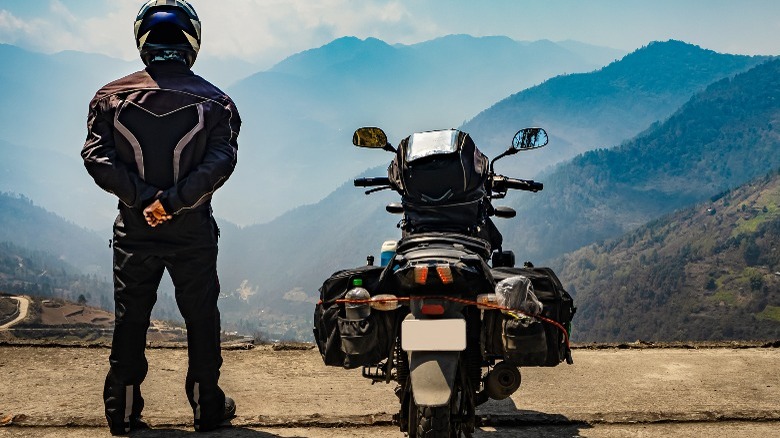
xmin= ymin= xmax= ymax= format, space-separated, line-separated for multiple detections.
xmin=353 ymin=127 xmax=388 ymax=149
xmin=512 ymin=128 xmax=548 ymax=150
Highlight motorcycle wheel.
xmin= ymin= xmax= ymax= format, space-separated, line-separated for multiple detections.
xmin=415 ymin=404 xmax=452 ymax=438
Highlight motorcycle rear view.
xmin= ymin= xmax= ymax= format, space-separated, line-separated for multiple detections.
xmin=313 ymin=126 xmax=575 ymax=437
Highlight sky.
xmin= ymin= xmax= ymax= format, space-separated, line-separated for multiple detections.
xmin=0 ymin=0 xmax=778 ymax=69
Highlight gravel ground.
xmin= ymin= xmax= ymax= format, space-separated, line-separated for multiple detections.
xmin=1 ymin=344 xmax=778 ymax=437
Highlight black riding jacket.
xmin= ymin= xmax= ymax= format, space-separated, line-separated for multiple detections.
xmin=82 ymin=61 xmax=240 ymax=215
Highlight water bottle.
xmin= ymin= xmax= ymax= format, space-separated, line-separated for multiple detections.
xmin=380 ymin=240 xmax=398 ymax=267
xmin=345 ymin=278 xmax=371 ymax=319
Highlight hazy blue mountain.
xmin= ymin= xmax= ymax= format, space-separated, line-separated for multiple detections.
xmin=214 ymin=57 xmax=780 ymax=340
xmin=0 ymin=45 xmax=255 ymax=153
xmin=554 ymin=40 xmax=625 ymax=65
xmin=0 ymin=37 xmax=622 ymax=229
xmin=0 ymin=192 xmax=109 ymax=274
xmin=219 ymin=35 xmax=623 ymax=224
xmin=461 ymin=40 xmax=770 ymax=178
xmin=501 ymin=57 xmax=780 ymax=264
xmin=0 ymin=45 xmax=159 ymax=230
xmin=0 ymin=45 xmax=136 ymax=153
xmin=0 ymin=137 xmax=117 ymax=227
xmin=4 ymin=37 xmax=776 ymax=342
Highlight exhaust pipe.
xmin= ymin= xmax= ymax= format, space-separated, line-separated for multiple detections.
xmin=484 ymin=362 xmax=521 ymax=400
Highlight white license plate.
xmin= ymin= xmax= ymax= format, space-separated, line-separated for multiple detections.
xmin=401 ymin=318 xmax=466 ymax=352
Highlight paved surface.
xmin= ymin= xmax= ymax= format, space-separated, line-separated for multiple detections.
xmin=0 ymin=297 xmax=28 ymax=330
xmin=0 ymin=345 xmax=779 ymax=437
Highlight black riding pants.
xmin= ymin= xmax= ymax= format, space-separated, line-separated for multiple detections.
xmin=103 ymin=206 xmax=225 ymax=433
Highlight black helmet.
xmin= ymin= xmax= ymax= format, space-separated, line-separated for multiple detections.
xmin=134 ymin=0 xmax=201 ymax=67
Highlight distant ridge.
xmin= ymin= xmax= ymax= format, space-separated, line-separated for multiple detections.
xmin=462 ymin=40 xmax=769 ymax=176
xmin=223 ymin=34 xmax=622 ymax=224
xmin=499 ymin=57 xmax=780 ymax=263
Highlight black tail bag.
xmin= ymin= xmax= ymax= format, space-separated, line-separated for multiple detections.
xmin=388 ymin=130 xmax=489 ymax=235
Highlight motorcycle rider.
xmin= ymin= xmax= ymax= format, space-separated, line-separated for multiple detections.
xmin=81 ymin=0 xmax=240 ymax=434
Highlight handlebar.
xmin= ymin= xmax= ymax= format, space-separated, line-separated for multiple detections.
xmin=354 ymin=177 xmax=391 ymax=187
xmin=492 ymin=175 xmax=543 ymax=193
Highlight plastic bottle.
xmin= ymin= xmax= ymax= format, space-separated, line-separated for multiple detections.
xmin=380 ymin=240 xmax=398 ymax=267
xmin=345 ymin=278 xmax=371 ymax=319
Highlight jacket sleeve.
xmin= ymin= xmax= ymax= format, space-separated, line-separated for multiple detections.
xmin=81 ymin=94 xmax=161 ymax=208
xmin=158 ymin=98 xmax=240 ymax=215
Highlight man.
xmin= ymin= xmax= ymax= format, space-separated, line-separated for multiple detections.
xmin=81 ymin=1 xmax=240 ymax=434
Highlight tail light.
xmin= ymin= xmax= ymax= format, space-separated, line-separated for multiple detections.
xmin=476 ymin=293 xmax=498 ymax=310
xmin=414 ymin=266 xmax=429 ymax=284
xmin=421 ymin=303 xmax=445 ymax=315
xmin=436 ymin=264 xmax=454 ymax=284
xmin=370 ymin=294 xmax=400 ymax=311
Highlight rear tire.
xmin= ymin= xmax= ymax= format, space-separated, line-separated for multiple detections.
xmin=416 ymin=404 xmax=452 ymax=438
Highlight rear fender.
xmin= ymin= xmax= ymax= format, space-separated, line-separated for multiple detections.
xmin=409 ymin=350 xmax=460 ymax=407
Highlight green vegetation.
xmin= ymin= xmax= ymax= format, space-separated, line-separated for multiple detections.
xmin=557 ymin=168 xmax=780 ymax=342
xmin=711 ymin=290 xmax=737 ymax=306
xmin=731 ymin=203 xmax=780 ymax=237
xmin=757 ymin=306 xmax=780 ymax=322
xmin=0 ymin=241 xmax=109 ymax=307
xmin=501 ymin=58 xmax=780 ymax=265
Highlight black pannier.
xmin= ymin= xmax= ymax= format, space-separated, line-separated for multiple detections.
xmin=313 ymin=265 xmax=398 ymax=369
xmin=388 ymin=130 xmax=489 ymax=235
xmin=483 ymin=267 xmax=576 ymax=367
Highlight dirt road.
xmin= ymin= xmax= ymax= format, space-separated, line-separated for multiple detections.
xmin=0 ymin=296 xmax=29 ymax=330
xmin=1 ymin=345 xmax=778 ymax=437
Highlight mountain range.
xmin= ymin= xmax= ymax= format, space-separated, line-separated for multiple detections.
xmin=500 ymin=57 xmax=780 ymax=263
xmin=214 ymin=43 xmax=778 ymax=325
xmin=1 ymin=37 xmax=779 ymax=341
xmin=0 ymin=36 xmax=627 ymax=229
xmin=462 ymin=40 xmax=769 ymax=178
xmin=220 ymin=35 xmax=624 ymax=224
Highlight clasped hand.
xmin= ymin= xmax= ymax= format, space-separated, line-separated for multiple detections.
xmin=143 ymin=199 xmax=172 ymax=227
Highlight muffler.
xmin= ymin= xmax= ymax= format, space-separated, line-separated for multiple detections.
xmin=484 ymin=361 xmax=521 ymax=400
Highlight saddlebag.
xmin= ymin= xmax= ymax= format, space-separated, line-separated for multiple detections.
xmin=313 ymin=265 xmax=398 ymax=369
xmin=483 ymin=267 xmax=576 ymax=366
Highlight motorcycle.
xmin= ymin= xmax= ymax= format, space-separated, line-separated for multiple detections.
xmin=313 ymin=127 xmax=575 ymax=437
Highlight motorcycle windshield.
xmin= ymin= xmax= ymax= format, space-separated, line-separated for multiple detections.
xmin=406 ymin=129 xmax=460 ymax=162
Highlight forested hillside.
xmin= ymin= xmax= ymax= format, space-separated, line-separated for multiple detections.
xmin=501 ymin=58 xmax=780 ymax=263
xmin=0 ymin=241 xmax=110 ymax=309
xmin=558 ymin=170 xmax=780 ymax=342
xmin=462 ymin=40 xmax=769 ymax=176
xmin=0 ymin=193 xmax=186 ymax=323
xmin=0 ymin=193 xmax=108 ymax=273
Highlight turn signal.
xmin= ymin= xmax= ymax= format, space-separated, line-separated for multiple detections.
xmin=370 ymin=294 xmax=400 ymax=311
xmin=436 ymin=265 xmax=454 ymax=284
xmin=414 ymin=266 xmax=429 ymax=284
xmin=476 ymin=293 xmax=498 ymax=310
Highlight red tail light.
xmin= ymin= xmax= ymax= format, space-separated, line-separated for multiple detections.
xmin=421 ymin=303 xmax=445 ymax=315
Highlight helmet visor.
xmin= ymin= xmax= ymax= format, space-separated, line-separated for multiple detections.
xmin=138 ymin=9 xmax=197 ymax=40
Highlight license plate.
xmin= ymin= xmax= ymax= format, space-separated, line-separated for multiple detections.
xmin=401 ymin=318 xmax=466 ymax=352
